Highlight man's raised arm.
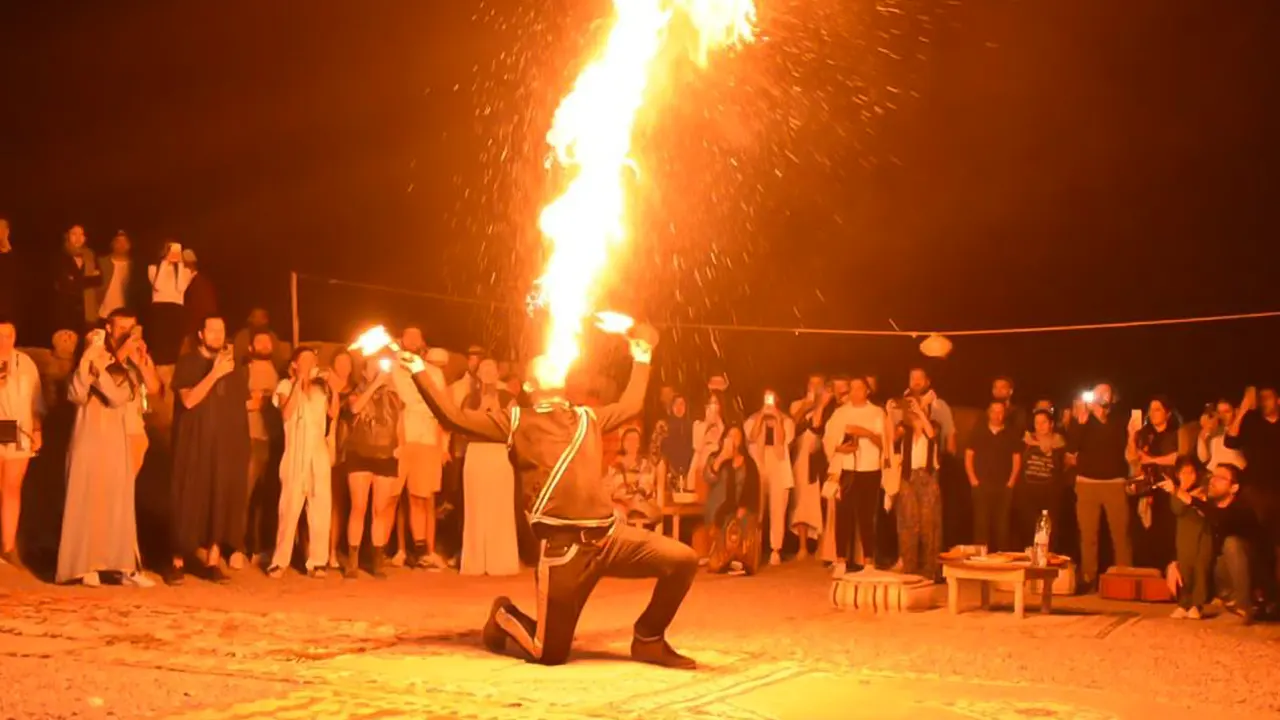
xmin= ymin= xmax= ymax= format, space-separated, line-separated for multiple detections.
xmin=396 ymin=356 xmax=509 ymax=443
xmin=596 ymin=323 xmax=659 ymax=434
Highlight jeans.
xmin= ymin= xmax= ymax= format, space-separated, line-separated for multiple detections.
xmin=835 ymin=470 xmax=880 ymax=565
xmin=1214 ymin=536 xmax=1253 ymax=608
xmin=493 ymin=522 xmax=698 ymax=665
xmin=1075 ymin=478 xmax=1132 ymax=584
xmin=971 ymin=483 xmax=1012 ymax=552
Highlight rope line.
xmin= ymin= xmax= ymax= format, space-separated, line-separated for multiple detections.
xmin=295 ymin=272 xmax=1280 ymax=338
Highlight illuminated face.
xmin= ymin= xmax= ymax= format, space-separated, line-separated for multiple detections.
xmin=1093 ymin=384 xmax=1114 ymax=407
xmin=987 ymin=402 xmax=1007 ymax=426
xmin=467 ymin=353 xmax=482 ymax=373
xmin=705 ymin=397 xmax=721 ymax=421
xmin=294 ymin=350 xmax=317 ymax=379
xmin=1033 ymin=412 xmax=1053 ymax=435
xmin=251 ymin=333 xmax=273 ymax=357
xmin=849 ymin=379 xmax=869 ymax=404
xmin=992 ymin=378 xmax=1013 ymax=401
xmin=332 ymin=352 xmax=353 ymax=378
xmin=0 ymin=322 xmax=15 ymax=353
xmin=908 ymin=369 xmax=929 ymax=395
xmin=1216 ymin=401 xmax=1235 ymax=426
xmin=111 ymin=234 xmax=130 ymax=255
xmin=248 ymin=308 xmax=269 ymax=329
xmin=671 ymin=396 xmax=687 ymax=418
xmin=67 ymin=225 xmax=86 ymax=250
xmin=199 ymin=318 xmax=227 ymax=351
xmin=1177 ymin=463 xmax=1198 ymax=490
xmin=1147 ymin=400 xmax=1169 ymax=427
xmin=1206 ymin=467 xmax=1237 ymax=500
xmin=807 ymin=375 xmax=825 ymax=395
xmin=402 ymin=327 xmax=425 ymax=353
xmin=622 ymin=431 xmax=641 ymax=456
xmin=107 ymin=315 xmax=137 ymax=348
xmin=832 ymin=379 xmax=850 ymax=401
xmin=1261 ymin=389 xmax=1278 ymax=415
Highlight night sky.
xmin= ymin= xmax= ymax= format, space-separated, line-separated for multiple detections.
xmin=2 ymin=1 xmax=1277 ymax=414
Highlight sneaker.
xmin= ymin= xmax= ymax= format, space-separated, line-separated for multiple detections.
xmin=228 ymin=552 xmax=247 ymax=571
xmin=482 ymin=596 xmax=511 ymax=653
xmin=831 ymin=561 xmax=848 ymax=579
xmin=631 ymin=636 xmax=696 ymax=670
xmin=390 ymin=550 xmax=406 ymax=568
xmin=1170 ymin=607 xmax=1188 ymax=620
xmin=123 ymin=572 xmax=156 ymax=588
xmin=309 ymin=567 xmax=327 ymax=579
xmin=1187 ymin=606 xmax=1202 ymax=620
xmin=769 ymin=551 xmax=782 ymax=567
xmin=266 ymin=565 xmax=285 ymax=580
xmin=81 ymin=571 xmax=102 ymax=588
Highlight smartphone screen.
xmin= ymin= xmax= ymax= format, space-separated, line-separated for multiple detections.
xmin=1130 ymin=409 xmax=1143 ymax=427
xmin=765 ymin=426 xmax=776 ymax=446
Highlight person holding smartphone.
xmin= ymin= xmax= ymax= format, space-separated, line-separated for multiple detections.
xmin=822 ymin=376 xmax=886 ymax=577
xmin=1067 ymin=382 xmax=1140 ymax=591
xmin=745 ymin=390 xmax=796 ymax=566
xmin=146 ymin=241 xmax=195 ymax=368
xmin=0 ymin=318 xmax=41 ymax=570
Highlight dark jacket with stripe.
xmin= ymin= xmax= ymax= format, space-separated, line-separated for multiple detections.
xmin=411 ymin=361 xmax=650 ymax=527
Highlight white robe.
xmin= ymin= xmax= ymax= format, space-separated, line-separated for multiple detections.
xmin=272 ymin=379 xmax=332 ymax=570
xmin=745 ymin=412 xmax=795 ymax=552
xmin=460 ymin=442 xmax=520 ymax=576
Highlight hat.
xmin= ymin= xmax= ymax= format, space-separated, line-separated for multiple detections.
xmin=181 ymin=248 xmax=197 ymax=263
xmin=426 ymin=347 xmax=449 ymax=366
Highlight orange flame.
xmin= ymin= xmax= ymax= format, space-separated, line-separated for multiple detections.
xmin=530 ymin=0 xmax=756 ymax=389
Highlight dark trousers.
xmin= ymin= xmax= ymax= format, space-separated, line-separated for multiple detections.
xmin=244 ymin=438 xmax=274 ymax=556
xmin=835 ymin=470 xmax=880 ymax=565
xmin=971 ymin=483 xmax=1012 ymax=552
xmin=493 ymin=523 xmax=698 ymax=666
xmin=1014 ymin=482 xmax=1061 ymax=551
xmin=1215 ymin=536 xmax=1254 ymax=608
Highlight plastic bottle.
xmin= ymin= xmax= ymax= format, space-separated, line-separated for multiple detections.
xmin=1033 ymin=510 xmax=1052 ymax=567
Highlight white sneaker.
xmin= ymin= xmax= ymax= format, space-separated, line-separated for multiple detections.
xmin=123 ymin=572 xmax=156 ymax=588
xmin=81 ymin=572 xmax=102 ymax=588
xmin=1187 ymin=606 xmax=1202 ymax=620
xmin=1170 ymin=607 xmax=1188 ymax=619
xmin=769 ymin=551 xmax=782 ymax=566
xmin=390 ymin=551 xmax=406 ymax=568
xmin=228 ymin=552 xmax=247 ymax=571
xmin=831 ymin=561 xmax=848 ymax=579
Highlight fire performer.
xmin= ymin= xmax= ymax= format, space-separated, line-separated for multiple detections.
xmin=395 ymin=323 xmax=698 ymax=668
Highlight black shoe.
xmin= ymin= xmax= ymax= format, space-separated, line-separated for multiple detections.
xmin=371 ymin=546 xmax=388 ymax=580
xmin=482 ymin=596 xmax=511 ymax=653
xmin=204 ymin=565 xmax=230 ymax=584
xmin=344 ymin=545 xmax=360 ymax=579
xmin=631 ymin=636 xmax=696 ymax=670
xmin=163 ymin=566 xmax=185 ymax=586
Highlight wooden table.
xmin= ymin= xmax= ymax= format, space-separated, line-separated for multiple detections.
xmin=942 ymin=560 xmax=1062 ymax=618
xmin=660 ymin=503 xmax=704 ymax=542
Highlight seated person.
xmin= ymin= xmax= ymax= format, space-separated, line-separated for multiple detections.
xmin=703 ymin=426 xmax=762 ymax=574
xmin=608 ymin=427 xmax=660 ymax=524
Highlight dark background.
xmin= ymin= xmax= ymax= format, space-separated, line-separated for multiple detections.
xmin=1 ymin=1 xmax=1277 ymax=415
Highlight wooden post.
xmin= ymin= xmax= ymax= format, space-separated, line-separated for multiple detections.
xmin=289 ymin=271 xmax=300 ymax=344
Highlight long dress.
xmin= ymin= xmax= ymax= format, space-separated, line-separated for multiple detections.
xmin=169 ymin=351 xmax=251 ymax=556
xmin=459 ymin=389 xmax=519 ymax=576
xmin=56 ymin=359 xmax=138 ymax=583
xmin=270 ymin=379 xmax=332 ymax=570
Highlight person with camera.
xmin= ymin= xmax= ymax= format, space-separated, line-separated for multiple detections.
xmin=266 ymin=346 xmax=335 ymax=579
xmin=1067 ymin=382 xmax=1139 ymax=591
xmin=342 ymin=353 xmax=403 ymax=580
xmin=704 ymin=425 xmax=762 ymax=574
xmin=887 ymin=398 xmax=943 ymax=582
xmin=823 ymin=376 xmax=886 ymax=576
xmin=1197 ymin=399 xmax=1246 ymax=472
xmin=1166 ymin=457 xmax=1211 ymax=619
xmin=745 ymin=390 xmax=796 ymax=566
xmin=788 ymin=374 xmax=832 ymax=561
xmin=57 ymin=314 xmax=154 ymax=587
xmin=167 ymin=316 xmax=251 ymax=585
xmin=1224 ymin=386 xmax=1280 ymax=596
xmin=0 ymin=318 xmax=42 ymax=570
xmin=1159 ymin=464 xmax=1266 ymax=624
xmin=1127 ymin=396 xmax=1180 ymax=574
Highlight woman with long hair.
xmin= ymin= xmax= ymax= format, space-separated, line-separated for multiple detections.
xmin=703 ymin=425 xmax=762 ymax=574
xmin=609 ymin=427 xmax=660 ymax=525
xmin=145 ymin=241 xmax=195 ymax=368
xmin=342 ymin=354 xmax=402 ymax=579
xmin=459 ymin=358 xmax=519 ymax=576
xmin=1129 ymin=395 xmax=1181 ymax=573
xmin=325 ymin=349 xmax=356 ymax=568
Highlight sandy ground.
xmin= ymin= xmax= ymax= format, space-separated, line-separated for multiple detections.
xmin=2 ymin=558 xmax=1278 ymax=719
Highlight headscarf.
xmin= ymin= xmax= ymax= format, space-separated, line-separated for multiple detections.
xmin=660 ymin=393 xmax=694 ymax=475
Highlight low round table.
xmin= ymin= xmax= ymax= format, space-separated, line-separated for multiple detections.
xmin=941 ymin=554 xmax=1065 ymax=619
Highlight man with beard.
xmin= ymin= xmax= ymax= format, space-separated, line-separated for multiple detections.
xmin=242 ymin=330 xmax=280 ymax=568
xmin=166 ymin=316 xmax=250 ymax=585
xmin=397 ymin=324 xmax=699 ymax=668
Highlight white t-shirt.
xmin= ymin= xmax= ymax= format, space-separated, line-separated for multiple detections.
xmin=99 ymin=258 xmax=130 ymax=318
xmin=824 ymin=402 xmax=886 ymax=472
xmin=392 ymin=364 xmax=443 ymax=446
xmin=0 ymin=350 xmax=42 ymax=455
xmin=148 ymin=261 xmax=195 ymax=305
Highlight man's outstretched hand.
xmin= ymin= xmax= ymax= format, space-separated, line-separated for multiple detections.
xmin=629 ymin=322 xmax=660 ymax=359
xmin=397 ymin=351 xmax=426 ymax=376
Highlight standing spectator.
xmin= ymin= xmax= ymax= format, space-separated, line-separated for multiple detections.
xmin=689 ymin=392 xmax=726 ymax=494
xmin=267 ymin=347 xmax=335 ymax=579
xmin=898 ymin=368 xmax=956 ymax=454
xmin=0 ymin=318 xmax=42 ymax=569
xmin=1016 ymin=409 xmax=1067 ymax=550
xmin=325 ymin=349 xmax=356 ymax=568
xmin=115 ymin=313 xmax=160 ymax=486
xmin=788 ymin=374 xmax=831 ymax=560
xmin=243 ymin=330 xmax=280 ymax=568
xmin=965 ymin=400 xmax=1022 ymax=552
xmin=167 ymin=316 xmax=250 ymax=585
xmin=146 ymin=241 xmax=195 ymax=371
xmin=97 ymin=231 xmax=138 ymax=320
xmin=745 ymin=391 xmax=796 ymax=566
xmin=1068 ymin=383 xmax=1139 ymax=590
xmin=1167 ymin=458 xmax=1211 ymax=619
xmin=0 ymin=219 xmax=18 ymax=325
xmin=654 ymin=394 xmax=695 ymax=496
xmin=181 ymin=249 xmax=217 ymax=348
xmin=56 ymin=316 xmax=153 ymax=587
xmin=343 ymin=354 xmax=403 ymax=579
xmin=889 ymin=398 xmax=943 ymax=581
xmin=389 ymin=327 xmax=448 ymax=570
xmin=52 ymin=225 xmax=101 ymax=332
xmin=1197 ymin=399 xmax=1246 ymax=472
xmin=823 ymin=376 xmax=885 ymax=576
xmin=1224 ymin=385 xmax=1280 ymax=596
xmin=1129 ymin=396 xmax=1179 ymax=572
xmin=458 ymin=358 xmax=519 ymax=576
xmin=991 ymin=376 xmax=1027 ymax=438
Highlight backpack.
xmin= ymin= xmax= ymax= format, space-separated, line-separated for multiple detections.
xmin=347 ymin=385 xmax=398 ymax=458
